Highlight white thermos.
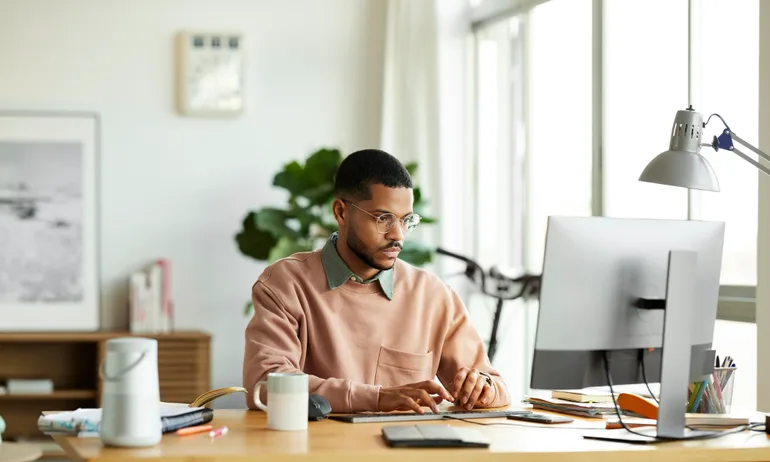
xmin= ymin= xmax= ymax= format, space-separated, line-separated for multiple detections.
xmin=100 ymin=337 xmax=162 ymax=447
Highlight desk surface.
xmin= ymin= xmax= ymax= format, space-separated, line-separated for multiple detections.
xmin=0 ymin=442 xmax=42 ymax=462
xmin=52 ymin=410 xmax=770 ymax=462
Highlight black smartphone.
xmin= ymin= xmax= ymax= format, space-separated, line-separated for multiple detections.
xmin=507 ymin=413 xmax=574 ymax=424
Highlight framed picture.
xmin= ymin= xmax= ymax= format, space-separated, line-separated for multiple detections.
xmin=0 ymin=111 xmax=100 ymax=331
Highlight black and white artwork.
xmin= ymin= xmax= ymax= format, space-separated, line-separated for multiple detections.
xmin=0 ymin=112 xmax=99 ymax=331
xmin=0 ymin=142 xmax=83 ymax=302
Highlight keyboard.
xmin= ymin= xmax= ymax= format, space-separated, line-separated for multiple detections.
xmin=328 ymin=409 xmax=531 ymax=423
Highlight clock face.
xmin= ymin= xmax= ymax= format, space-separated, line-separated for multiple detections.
xmin=178 ymin=32 xmax=244 ymax=116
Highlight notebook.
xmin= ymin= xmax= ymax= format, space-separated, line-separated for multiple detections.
xmin=551 ymin=389 xmax=615 ymax=403
xmin=381 ymin=425 xmax=490 ymax=448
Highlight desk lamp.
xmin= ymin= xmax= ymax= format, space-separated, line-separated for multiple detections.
xmin=631 ymin=105 xmax=764 ymax=440
xmin=639 ymin=105 xmax=770 ymax=190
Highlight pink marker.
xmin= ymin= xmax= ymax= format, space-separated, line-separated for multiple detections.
xmin=208 ymin=426 xmax=229 ymax=438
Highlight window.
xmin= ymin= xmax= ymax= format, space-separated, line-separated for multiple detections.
xmin=469 ymin=0 xmax=760 ymax=398
xmin=603 ymin=0 xmax=689 ymax=220
xmin=692 ymin=0 xmax=759 ymax=286
xmin=525 ymin=0 xmax=593 ymax=273
xmin=470 ymin=15 xmax=531 ymax=400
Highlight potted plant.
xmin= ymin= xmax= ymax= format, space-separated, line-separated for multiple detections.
xmin=234 ymin=148 xmax=436 ymax=314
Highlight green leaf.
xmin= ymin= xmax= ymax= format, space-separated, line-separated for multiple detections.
xmin=419 ymin=216 xmax=437 ymax=224
xmin=267 ymin=236 xmax=313 ymax=263
xmin=272 ymin=161 xmax=309 ymax=197
xmin=243 ymin=300 xmax=254 ymax=316
xmin=404 ymin=162 xmax=418 ymax=176
xmin=413 ymin=186 xmax=423 ymax=205
xmin=302 ymin=183 xmax=335 ymax=205
xmin=304 ymin=149 xmax=342 ymax=187
xmin=256 ymin=208 xmax=299 ymax=239
xmin=398 ymin=241 xmax=434 ymax=266
xmin=235 ymin=211 xmax=279 ymax=260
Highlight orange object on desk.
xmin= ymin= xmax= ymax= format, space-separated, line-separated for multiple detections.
xmin=616 ymin=393 xmax=658 ymax=419
xmin=176 ymin=424 xmax=214 ymax=436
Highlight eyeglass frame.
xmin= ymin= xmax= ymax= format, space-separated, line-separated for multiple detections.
xmin=341 ymin=199 xmax=422 ymax=234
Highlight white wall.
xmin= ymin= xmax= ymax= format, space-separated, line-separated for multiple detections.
xmin=0 ymin=0 xmax=386 ymax=408
xmin=756 ymin=0 xmax=770 ymax=413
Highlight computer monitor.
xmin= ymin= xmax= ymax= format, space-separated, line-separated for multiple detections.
xmin=530 ymin=216 xmax=725 ymax=440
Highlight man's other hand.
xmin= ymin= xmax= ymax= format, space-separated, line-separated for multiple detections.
xmin=452 ymin=367 xmax=495 ymax=410
xmin=378 ymin=380 xmax=455 ymax=414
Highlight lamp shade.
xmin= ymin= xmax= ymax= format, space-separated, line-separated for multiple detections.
xmin=638 ymin=107 xmax=720 ymax=192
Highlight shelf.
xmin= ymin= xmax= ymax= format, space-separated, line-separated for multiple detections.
xmin=0 ymin=389 xmax=96 ymax=400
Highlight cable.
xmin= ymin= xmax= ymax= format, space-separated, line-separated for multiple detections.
xmin=705 ymin=113 xmax=730 ymax=130
xmin=603 ymin=351 xmax=751 ymax=442
xmin=603 ymin=351 xmax=660 ymax=440
xmin=638 ymin=349 xmax=660 ymax=404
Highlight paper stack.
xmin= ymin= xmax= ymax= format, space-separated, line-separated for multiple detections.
xmin=129 ymin=258 xmax=173 ymax=333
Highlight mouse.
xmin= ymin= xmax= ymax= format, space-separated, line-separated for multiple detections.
xmin=308 ymin=394 xmax=332 ymax=421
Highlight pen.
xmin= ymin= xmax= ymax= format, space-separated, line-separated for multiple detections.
xmin=176 ymin=424 xmax=213 ymax=436
xmin=209 ymin=426 xmax=229 ymax=438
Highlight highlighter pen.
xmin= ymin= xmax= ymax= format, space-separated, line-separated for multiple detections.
xmin=176 ymin=424 xmax=213 ymax=436
xmin=209 ymin=426 xmax=229 ymax=438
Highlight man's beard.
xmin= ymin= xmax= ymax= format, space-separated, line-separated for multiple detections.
xmin=347 ymin=230 xmax=400 ymax=271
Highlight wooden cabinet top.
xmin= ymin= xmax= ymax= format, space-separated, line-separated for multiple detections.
xmin=0 ymin=331 xmax=211 ymax=342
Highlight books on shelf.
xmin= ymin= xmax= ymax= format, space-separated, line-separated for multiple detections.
xmin=130 ymin=258 xmax=173 ymax=333
xmin=7 ymin=378 xmax=54 ymax=394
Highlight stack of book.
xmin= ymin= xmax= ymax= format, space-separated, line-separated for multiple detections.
xmin=129 ymin=258 xmax=173 ymax=333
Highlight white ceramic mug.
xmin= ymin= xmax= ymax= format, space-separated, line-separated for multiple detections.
xmin=253 ymin=372 xmax=308 ymax=431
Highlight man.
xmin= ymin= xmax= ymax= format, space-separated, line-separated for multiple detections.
xmin=243 ymin=149 xmax=510 ymax=414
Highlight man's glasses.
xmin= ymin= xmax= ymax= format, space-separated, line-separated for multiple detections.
xmin=343 ymin=200 xmax=422 ymax=234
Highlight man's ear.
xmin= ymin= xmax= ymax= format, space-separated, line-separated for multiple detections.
xmin=332 ymin=199 xmax=346 ymax=226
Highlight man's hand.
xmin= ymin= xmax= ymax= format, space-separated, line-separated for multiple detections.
xmin=452 ymin=367 xmax=496 ymax=410
xmin=378 ymin=380 xmax=455 ymax=414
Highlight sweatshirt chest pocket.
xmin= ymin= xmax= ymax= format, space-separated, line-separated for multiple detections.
xmin=374 ymin=346 xmax=434 ymax=388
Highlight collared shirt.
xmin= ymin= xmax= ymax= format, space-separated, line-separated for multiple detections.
xmin=320 ymin=233 xmax=394 ymax=300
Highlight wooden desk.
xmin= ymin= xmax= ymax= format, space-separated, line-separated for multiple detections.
xmin=0 ymin=442 xmax=42 ymax=462
xmin=51 ymin=410 xmax=770 ymax=462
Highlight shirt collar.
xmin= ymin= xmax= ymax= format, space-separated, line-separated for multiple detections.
xmin=321 ymin=233 xmax=394 ymax=300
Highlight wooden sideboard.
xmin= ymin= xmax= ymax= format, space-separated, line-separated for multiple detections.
xmin=0 ymin=331 xmax=211 ymax=459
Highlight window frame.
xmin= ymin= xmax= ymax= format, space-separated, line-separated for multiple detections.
xmin=468 ymin=0 xmax=757 ymax=324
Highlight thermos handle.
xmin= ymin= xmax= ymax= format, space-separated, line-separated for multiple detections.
xmin=99 ymin=350 xmax=148 ymax=382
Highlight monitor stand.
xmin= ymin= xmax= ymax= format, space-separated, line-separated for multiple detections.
xmin=584 ymin=250 xmax=718 ymax=444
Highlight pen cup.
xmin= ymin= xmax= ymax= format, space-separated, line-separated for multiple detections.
xmin=687 ymin=367 xmax=736 ymax=414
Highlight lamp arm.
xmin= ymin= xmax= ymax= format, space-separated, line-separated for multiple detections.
xmin=725 ymin=133 xmax=770 ymax=177
xmin=709 ymin=123 xmax=770 ymax=177
xmin=728 ymin=146 xmax=770 ymax=177
xmin=729 ymin=132 xmax=770 ymax=164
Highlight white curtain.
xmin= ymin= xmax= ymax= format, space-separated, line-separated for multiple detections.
xmin=379 ymin=0 xmax=442 ymax=251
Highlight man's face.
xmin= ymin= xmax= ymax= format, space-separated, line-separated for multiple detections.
xmin=339 ymin=184 xmax=414 ymax=271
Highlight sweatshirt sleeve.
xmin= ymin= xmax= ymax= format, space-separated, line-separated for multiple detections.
xmin=243 ymin=280 xmax=381 ymax=413
xmin=436 ymin=287 xmax=511 ymax=408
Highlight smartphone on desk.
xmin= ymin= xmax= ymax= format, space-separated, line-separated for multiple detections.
xmin=507 ymin=413 xmax=574 ymax=424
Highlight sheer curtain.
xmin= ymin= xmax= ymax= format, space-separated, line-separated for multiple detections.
xmin=380 ymin=0 xmax=470 ymax=277
xmin=379 ymin=0 xmax=442 ymax=251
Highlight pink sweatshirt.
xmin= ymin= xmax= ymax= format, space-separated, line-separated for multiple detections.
xmin=243 ymin=249 xmax=510 ymax=412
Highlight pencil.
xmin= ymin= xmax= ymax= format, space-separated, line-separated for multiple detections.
xmin=176 ymin=424 xmax=213 ymax=436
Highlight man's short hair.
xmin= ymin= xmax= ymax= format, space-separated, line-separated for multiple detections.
xmin=333 ymin=149 xmax=413 ymax=200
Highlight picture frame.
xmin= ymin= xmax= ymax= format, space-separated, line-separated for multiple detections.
xmin=0 ymin=111 xmax=100 ymax=331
